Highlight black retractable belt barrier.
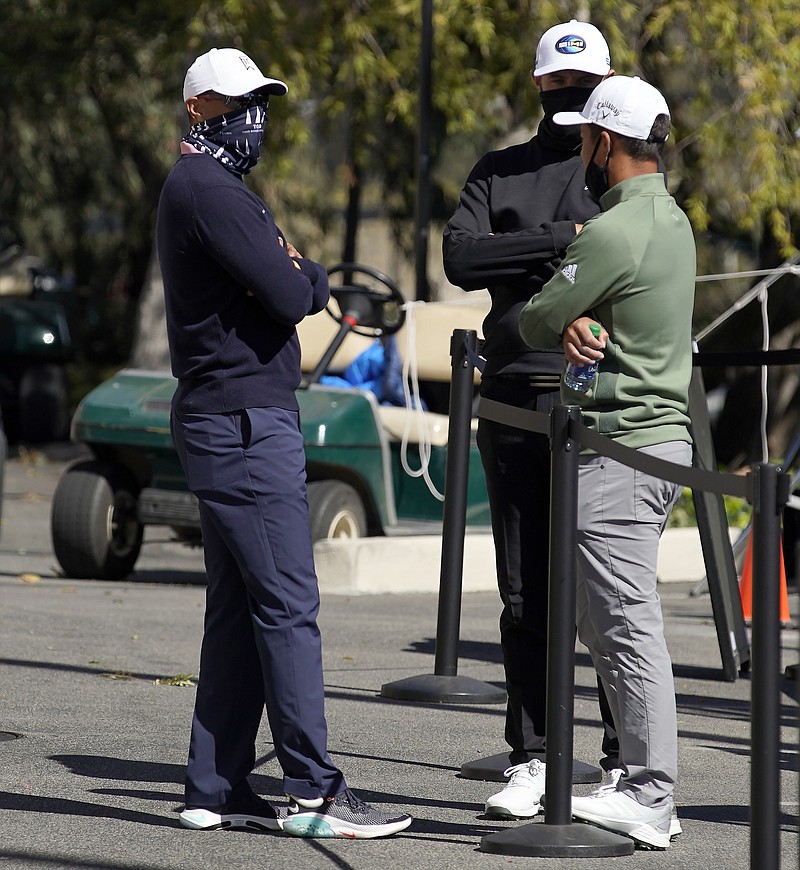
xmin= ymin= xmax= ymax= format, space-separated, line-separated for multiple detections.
xmin=376 ymin=328 xmax=791 ymax=862
xmin=476 ymin=400 xmax=789 ymax=867
xmin=460 ymin=396 xmax=601 ymax=784
xmin=693 ymin=348 xmax=800 ymax=367
xmin=380 ymin=329 xmax=505 ymax=704
xmin=481 ymin=405 xmax=632 ymax=857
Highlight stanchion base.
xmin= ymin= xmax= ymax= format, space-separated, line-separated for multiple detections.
xmin=461 ymin=751 xmax=601 ymax=784
xmin=481 ymin=821 xmax=634 ymax=857
xmin=379 ymin=674 xmax=506 ymax=704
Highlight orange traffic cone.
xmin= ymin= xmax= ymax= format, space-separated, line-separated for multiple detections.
xmin=739 ymin=533 xmax=791 ymax=624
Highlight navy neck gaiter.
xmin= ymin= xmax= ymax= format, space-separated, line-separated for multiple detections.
xmin=183 ymin=104 xmax=267 ymax=176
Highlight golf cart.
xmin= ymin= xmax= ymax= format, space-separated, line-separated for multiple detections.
xmin=50 ymin=264 xmax=491 ymax=580
xmin=0 ymin=222 xmax=72 ymax=443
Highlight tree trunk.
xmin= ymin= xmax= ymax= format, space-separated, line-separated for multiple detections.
xmin=342 ymin=156 xmax=361 ymax=266
xmin=129 ymin=246 xmax=170 ymax=371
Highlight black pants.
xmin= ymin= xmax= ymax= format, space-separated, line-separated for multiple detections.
xmin=477 ymin=376 xmax=619 ymax=766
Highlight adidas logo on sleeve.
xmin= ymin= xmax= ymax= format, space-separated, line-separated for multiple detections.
xmin=561 ymin=263 xmax=577 ymax=283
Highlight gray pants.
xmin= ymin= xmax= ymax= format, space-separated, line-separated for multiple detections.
xmin=576 ymin=441 xmax=691 ymax=810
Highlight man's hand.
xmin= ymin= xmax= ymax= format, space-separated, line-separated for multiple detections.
xmin=284 ymin=240 xmax=302 ymax=259
xmin=562 ymin=316 xmax=607 ymax=366
xmin=278 ymin=236 xmax=303 ymax=270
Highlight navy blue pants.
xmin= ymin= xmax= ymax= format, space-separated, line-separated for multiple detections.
xmin=171 ymin=405 xmax=346 ymax=807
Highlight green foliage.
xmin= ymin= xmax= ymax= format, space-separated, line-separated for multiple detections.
xmin=1 ymin=2 xmax=193 ymax=359
xmin=2 ymin=1 xmax=799 ymax=361
xmin=638 ymin=0 xmax=800 ymax=257
xmin=668 ymin=487 xmax=752 ymax=529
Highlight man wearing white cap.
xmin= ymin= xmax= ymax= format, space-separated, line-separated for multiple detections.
xmin=443 ymin=20 xmax=619 ymax=821
xmin=158 ymin=47 xmax=412 ymax=840
xmin=519 ymin=75 xmax=695 ymax=850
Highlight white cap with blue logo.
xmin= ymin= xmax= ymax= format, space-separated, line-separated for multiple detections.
xmin=533 ymin=19 xmax=611 ymax=77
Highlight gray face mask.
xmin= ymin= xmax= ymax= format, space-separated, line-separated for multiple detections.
xmin=584 ymin=134 xmax=610 ymax=203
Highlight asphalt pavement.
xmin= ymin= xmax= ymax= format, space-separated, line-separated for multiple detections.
xmin=0 ymin=446 xmax=798 ymax=870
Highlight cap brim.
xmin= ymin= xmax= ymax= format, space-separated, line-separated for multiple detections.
xmin=534 ymin=60 xmax=610 ymax=77
xmin=228 ymin=77 xmax=289 ymax=97
xmin=552 ymin=110 xmax=588 ymax=127
xmin=259 ymin=78 xmax=289 ymax=96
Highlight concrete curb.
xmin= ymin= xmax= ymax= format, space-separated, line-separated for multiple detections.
xmin=314 ymin=533 xmax=496 ymax=595
xmin=313 ymin=527 xmax=733 ymax=595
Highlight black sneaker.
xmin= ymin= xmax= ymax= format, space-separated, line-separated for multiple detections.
xmin=180 ymin=791 xmax=285 ymax=832
xmin=282 ymin=788 xmax=412 ymax=839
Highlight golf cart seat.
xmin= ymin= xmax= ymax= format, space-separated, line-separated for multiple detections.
xmin=297 ymin=298 xmax=488 ymax=445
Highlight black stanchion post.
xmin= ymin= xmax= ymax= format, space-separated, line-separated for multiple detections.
xmin=543 ymin=404 xmax=584 ymax=825
xmin=480 ymin=405 xmax=632 ymax=857
xmin=0 ymin=413 xmax=6 ymax=539
xmin=380 ymin=330 xmax=505 ymax=704
xmin=750 ymin=463 xmax=784 ymax=870
xmin=460 ymin=402 xmax=600 ymax=780
xmin=433 ymin=329 xmax=477 ymax=678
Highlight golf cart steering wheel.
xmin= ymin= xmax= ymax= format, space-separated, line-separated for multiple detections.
xmin=325 ymin=263 xmax=406 ymax=337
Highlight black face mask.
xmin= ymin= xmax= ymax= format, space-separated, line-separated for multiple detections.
xmin=585 ymin=134 xmax=611 ymax=203
xmin=538 ymin=86 xmax=595 ymax=152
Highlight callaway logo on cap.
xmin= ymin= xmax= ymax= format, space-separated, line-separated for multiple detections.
xmin=552 ymin=76 xmax=671 ymax=142
xmin=534 ymin=19 xmax=611 ymax=77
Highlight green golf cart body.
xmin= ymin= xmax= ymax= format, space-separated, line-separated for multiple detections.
xmin=50 ymin=267 xmax=491 ymax=580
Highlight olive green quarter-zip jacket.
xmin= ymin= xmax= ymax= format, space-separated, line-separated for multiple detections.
xmin=519 ymin=173 xmax=696 ymax=449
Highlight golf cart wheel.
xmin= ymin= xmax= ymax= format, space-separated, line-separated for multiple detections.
xmin=307 ymin=480 xmax=367 ymax=541
xmin=51 ymin=460 xmax=143 ymax=580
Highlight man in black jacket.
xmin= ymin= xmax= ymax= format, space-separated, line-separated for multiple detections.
xmin=442 ymin=19 xmax=616 ymax=819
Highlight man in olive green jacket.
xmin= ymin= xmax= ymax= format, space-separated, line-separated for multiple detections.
xmin=519 ymin=76 xmax=695 ymax=851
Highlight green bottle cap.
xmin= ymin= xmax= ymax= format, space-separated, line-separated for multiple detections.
xmin=589 ymin=323 xmax=601 ymax=338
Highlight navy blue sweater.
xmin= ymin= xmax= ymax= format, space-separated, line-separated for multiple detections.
xmin=157 ymin=153 xmax=329 ymax=413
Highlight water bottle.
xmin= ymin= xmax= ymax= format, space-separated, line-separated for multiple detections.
xmin=563 ymin=323 xmax=601 ymax=392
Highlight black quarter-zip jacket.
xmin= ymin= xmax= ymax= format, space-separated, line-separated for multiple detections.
xmin=442 ymin=125 xmax=601 ymax=377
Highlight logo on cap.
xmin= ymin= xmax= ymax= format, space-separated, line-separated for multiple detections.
xmin=556 ymin=35 xmax=586 ymax=55
xmin=596 ymin=98 xmax=620 ymax=118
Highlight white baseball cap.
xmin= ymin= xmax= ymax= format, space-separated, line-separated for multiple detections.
xmin=183 ymin=48 xmax=288 ymax=102
xmin=553 ymin=75 xmax=670 ymax=141
xmin=533 ymin=19 xmax=611 ymax=77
